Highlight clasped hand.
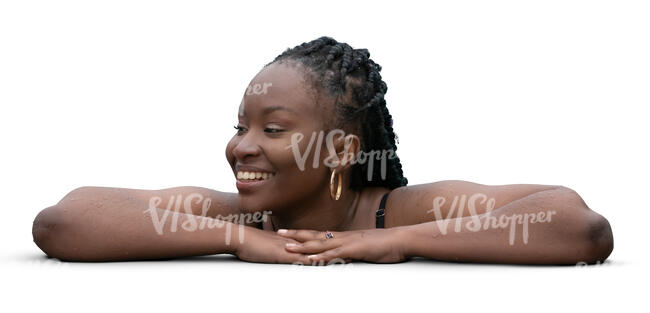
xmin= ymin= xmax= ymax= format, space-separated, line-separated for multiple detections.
xmin=233 ymin=225 xmax=409 ymax=266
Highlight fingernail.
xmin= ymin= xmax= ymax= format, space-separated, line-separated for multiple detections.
xmin=277 ymin=229 xmax=288 ymax=234
xmin=308 ymin=254 xmax=318 ymax=259
xmin=285 ymin=243 xmax=298 ymax=248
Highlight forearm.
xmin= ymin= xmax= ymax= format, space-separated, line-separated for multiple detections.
xmin=400 ymin=187 xmax=613 ymax=264
xmin=33 ymin=193 xmax=244 ymax=261
xmin=57 ymin=186 xmax=242 ymax=219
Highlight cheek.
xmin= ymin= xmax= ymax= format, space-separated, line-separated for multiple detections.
xmin=264 ymin=138 xmax=301 ymax=172
xmin=267 ymin=137 xmax=329 ymax=183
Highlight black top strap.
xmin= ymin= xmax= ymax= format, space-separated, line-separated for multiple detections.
xmin=376 ymin=192 xmax=391 ymax=229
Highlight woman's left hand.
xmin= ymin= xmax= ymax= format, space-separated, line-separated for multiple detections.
xmin=277 ymin=228 xmax=411 ymax=265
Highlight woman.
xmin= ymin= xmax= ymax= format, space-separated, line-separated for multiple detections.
xmin=32 ymin=36 xmax=613 ymax=265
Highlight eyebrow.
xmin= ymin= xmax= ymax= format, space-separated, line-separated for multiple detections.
xmin=261 ymin=105 xmax=297 ymax=115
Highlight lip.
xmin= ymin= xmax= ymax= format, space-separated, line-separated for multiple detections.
xmin=235 ymin=173 xmax=275 ymax=194
xmin=236 ymin=176 xmax=272 ymax=193
xmin=235 ymin=164 xmax=275 ymax=174
xmin=234 ymin=164 xmax=275 ymax=193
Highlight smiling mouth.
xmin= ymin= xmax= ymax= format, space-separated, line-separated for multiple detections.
xmin=236 ymin=171 xmax=275 ymax=181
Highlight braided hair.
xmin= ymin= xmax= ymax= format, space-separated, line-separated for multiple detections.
xmin=267 ymin=36 xmax=408 ymax=190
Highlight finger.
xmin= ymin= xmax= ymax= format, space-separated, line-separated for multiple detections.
xmin=306 ymin=246 xmax=347 ymax=265
xmin=283 ymin=251 xmax=316 ymax=266
xmin=284 ymin=238 xmax=340 ymax=254
xmin=277 ymin=229 xmax=326 ymax=242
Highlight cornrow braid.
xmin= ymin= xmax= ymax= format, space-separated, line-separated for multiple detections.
xmin=268 ymin=36 xmax=408 ymax=190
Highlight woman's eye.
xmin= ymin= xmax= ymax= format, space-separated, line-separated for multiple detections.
xmin=233 ymin=125 xmax=283 ymax=134
xmin=265 ymin=128 xmax=284 ymax=133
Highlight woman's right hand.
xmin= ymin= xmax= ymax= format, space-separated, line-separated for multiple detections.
xmin=233 ymin=226 xmax=315 ymax=265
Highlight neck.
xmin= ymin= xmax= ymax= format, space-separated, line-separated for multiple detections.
xmin=270 ymin=187 xmax=361 ymax=232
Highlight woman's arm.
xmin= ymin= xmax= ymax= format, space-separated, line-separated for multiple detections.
xmin=399 ymin=184 xmax=614 ymax=264
xmin=277 ymin=181 xmax=613 ymax=265
xmin=32 ymin=186 xmax=248 ymax=261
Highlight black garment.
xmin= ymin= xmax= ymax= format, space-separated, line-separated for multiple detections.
xmin=376 ymin=191 xmax=391 ymax=229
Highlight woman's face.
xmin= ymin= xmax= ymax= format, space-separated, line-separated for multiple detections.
xmin=225 ymin=62 xmax=334 ymax=213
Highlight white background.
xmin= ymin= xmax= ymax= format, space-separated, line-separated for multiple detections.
xmin=1 ymin=0 xmax=648 ymax=312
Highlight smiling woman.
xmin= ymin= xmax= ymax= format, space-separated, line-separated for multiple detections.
xmin=32 ymin=36 xmax=613 ymax=265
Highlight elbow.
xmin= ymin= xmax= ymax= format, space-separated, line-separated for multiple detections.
xmin=32 ymin=205 xmax=72 ymax=261
xmin=547 ymin=186 xmax=614 ymax=264
xmin=33 ymin=186 xmax=96 ymax=261
xmin=576 ymin=213 xmax=614 ymax=264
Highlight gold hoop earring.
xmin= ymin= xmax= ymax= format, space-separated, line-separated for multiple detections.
xmin=329 ymin=169 xmax=342 ymax=201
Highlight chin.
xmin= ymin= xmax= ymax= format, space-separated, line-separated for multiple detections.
xmin=237 ymin=194 xmax=274 ymax=214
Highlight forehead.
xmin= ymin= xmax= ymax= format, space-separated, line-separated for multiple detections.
xmin=239 ymin=62 xmax=321 ymax=118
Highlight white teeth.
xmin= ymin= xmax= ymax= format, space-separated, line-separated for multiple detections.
xmin=237 ymin=171 xmax=274 ymax=181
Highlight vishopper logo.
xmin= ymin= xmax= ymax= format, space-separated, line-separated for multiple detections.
xmin=576 ymin=260 xmax=610 ymax=267
xmin=427 ymin=193 xmax=557 ymax=245
xmin=239 ymin=82 xmax=273 ymax=116
xmin=286 ymin=129 xmax=397 ymax=181
xmin=142 ymin=193 xmax=271 ymax=246
xmin=291 ymin=258 xmax=353 ymax=267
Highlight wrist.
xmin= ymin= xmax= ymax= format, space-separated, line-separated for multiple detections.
xmin=222 ymin=221 xmax=243 ymax=255
xmin=392 ymin=225 xmax=417 ymax=259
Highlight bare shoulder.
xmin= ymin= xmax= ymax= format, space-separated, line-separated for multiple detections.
xmin=386 ymin=180 xmax=562 ymax=227
xmin=57 ymin=186 xmax=242 ymax=219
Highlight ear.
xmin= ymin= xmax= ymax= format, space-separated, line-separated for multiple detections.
xmin=332 ymin=133 xmax=360 ymax=172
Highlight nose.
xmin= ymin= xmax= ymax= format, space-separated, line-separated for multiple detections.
xmin=231 ymin=131 xmax=263 ymax=161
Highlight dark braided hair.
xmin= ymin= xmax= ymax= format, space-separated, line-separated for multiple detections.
xmin=267 ymin=36 xmax=408 ymax=190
